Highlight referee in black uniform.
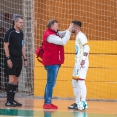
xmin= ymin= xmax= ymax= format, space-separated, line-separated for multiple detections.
xmin=4 ymin=16 xmax=28 ymax=107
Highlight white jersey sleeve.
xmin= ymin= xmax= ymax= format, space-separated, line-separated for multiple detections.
xmin=79 ymin=33 xmax=88 ymax=46
xmin=79 ymin=32 xmax=90 ymax=54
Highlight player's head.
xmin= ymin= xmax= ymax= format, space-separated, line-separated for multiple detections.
xmin=14 ymin=16 xmax=24 ymax=30
xmin=71 ymin=20 xmax=82 ymax=34
xmin=47 ymin=19 xmax=58 ymax=32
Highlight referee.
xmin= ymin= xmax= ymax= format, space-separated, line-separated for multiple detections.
xmin=4 ymin=16 xmax=28 ymax=107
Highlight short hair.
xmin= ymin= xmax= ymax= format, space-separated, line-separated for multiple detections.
xmin=72 ymin=20 xmax=82 ymax=27
xmin=14 ymin=15 xmax=23 ymax=22
xmin=46 ymin=19 xmax=58 ymax=28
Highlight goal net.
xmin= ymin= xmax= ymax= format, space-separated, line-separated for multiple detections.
xmin=0 ymin=0 xmax=34 ymax=96
xmin=0 ymin=0 xmax=117 ymax=101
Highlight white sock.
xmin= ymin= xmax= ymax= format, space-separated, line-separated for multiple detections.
xmin=74 ymin=87 xmax=81 ymax=103
xmin=72 ymin=79 xmax=80 ymax=103
xmin=78 ymin=80 xmax=87 ymax=101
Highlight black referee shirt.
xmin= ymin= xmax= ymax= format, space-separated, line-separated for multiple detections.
xmin=4 ymin=28 xmax=24 ymax=57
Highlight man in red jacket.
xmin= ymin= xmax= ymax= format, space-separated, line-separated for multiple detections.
xmin=42 ymin=20 xmax=73 ymax=109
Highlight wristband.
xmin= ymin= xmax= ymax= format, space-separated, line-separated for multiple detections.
xmin=82 ymin=56 xmax=86 ymax=60
xmin=6 ymin=56 xmax=10 ymax=60
xmin=24 ymin=59 xmax=27 ymax=61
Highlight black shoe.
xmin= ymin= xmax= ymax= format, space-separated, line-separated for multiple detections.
xmin=68 ymin=103 xmax=77 ymax=109
xmin=5 ymin=101 xmax=16 ymax=107
xmin=12 ymin=100 xmax=22 ymax=106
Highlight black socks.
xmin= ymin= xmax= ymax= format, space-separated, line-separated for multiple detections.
xmin=11 ymin=84 xmax=17 ymax=101
xmin=7 ymin=83 xmax=17 ymax=102
xmin=7 ymin=83 xmax=13 ymax=102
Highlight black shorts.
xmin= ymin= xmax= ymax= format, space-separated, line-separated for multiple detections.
xmin=5 ymin=56 xmax=22 ymax=77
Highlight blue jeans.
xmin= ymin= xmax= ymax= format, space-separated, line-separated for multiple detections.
xmin=44 ymin=65 xmax=60 ymax=104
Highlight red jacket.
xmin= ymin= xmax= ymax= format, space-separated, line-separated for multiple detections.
xmin=42 ymin=28 xmax=64 ymax=66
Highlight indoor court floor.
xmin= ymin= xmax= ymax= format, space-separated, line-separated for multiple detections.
xmin=0 ymin=98 xmax=117 ymax=117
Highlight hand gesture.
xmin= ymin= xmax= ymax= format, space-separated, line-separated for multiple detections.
xmin=80 ymin=60 xmax=85 ymax=68
xmin=24 ymin=61 xmax=28 ymax=68
xmin=68 ymin=23 xmax=74 ymax=32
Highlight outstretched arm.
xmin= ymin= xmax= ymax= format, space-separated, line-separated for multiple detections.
xmin=58 ymin=30 xmax=66 ymax=38
xmin=47 ymin=30 xmax=71 ymax=45
xmin=47 ymin=24 xmax=73 ymax=45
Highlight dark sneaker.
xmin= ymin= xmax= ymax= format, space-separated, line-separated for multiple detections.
xmin=68 ymin=103 xmax=77 ymax=109
xmin=12 ymin=100 xmax=22 ymax=106
xmin=5 ymin=101 xmax=16 ymax=107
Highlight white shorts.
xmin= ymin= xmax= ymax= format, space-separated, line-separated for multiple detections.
xmin=72 ymin=59 xmax=89 ymax=80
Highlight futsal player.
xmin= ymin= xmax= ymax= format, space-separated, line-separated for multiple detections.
xmin=68 ymin=20 xmax=90 ymax=109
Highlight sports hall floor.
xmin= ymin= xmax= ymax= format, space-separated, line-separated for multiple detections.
xmin=0 ymin=98 xmax=117 ymax=117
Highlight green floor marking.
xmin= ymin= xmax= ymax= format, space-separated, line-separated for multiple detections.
xmin=0 ymin=109 xmax=116 ymax=117
xmin=0 ymin=109 xmax=34 ymax=116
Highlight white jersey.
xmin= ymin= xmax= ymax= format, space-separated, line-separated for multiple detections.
xmin=72 ymin=31 xmax=89 ymax=80
xmin=75 ymin=31 xmax=88 ymax=63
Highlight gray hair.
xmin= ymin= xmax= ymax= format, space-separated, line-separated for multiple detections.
xmin=14 ymin=15 xmax=23 ymax=22
xmin=46 ymin=19 xmax=58 ymax=28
